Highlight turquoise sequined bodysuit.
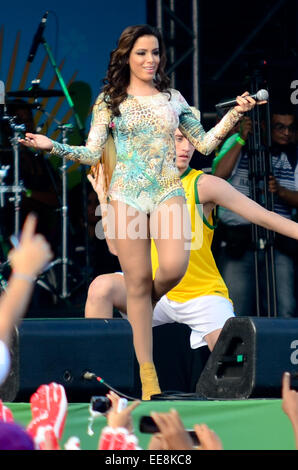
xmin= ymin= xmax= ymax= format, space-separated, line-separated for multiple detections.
xmin=51 ymin=89 xmax=242 ymax=213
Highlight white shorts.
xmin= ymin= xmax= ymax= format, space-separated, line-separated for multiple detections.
xmin=117 ymin=268 xmax=234 ymax=349
xmin=152 ymin=295 xmax=234 ymax=349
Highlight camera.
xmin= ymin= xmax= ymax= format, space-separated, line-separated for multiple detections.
xmin=139 ymin=415 xmax=200 ymax=446
xmin=90 ymin=395 xmax=128 ymax=414
xmin=91 ymin=396 xmax=112 ymax=414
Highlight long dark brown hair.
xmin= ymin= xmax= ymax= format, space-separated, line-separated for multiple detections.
xmin=102 ymin=24 xmax=171 ymax=116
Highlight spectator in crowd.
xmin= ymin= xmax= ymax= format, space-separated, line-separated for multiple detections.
xmin=0 ymin=214 xmax=52 ymax=386
xmin=212 ymin=102 xmax=298 ymax=317
xmin=0 ymin=374 xmax=296 ymax=450
xmin=0 ymin=421 xmax=35 ymax=450
xmin=149 ymin=408 xmax=223 ymax=450
xmin=98 ymin=389 xmax=222 ymax=450
xmin=282 ymin=372 xmax=298 ymax=449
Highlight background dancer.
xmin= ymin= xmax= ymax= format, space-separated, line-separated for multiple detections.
xmin=85 ymin=123 xmax=298 ymax=361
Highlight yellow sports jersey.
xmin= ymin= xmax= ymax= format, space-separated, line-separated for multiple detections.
xmin=151 ymin=167 xmax=231 ymax=303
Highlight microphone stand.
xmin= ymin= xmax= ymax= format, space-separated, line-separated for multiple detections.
xmin=40 ymin=38 xmax=85 ymax=139
xmin=42 ymin=125 xmax=72 ymax=299
xmin=38 ymin=33 xmax=91 ymax=296
xmin=2 ymin=115 xmax=26 ymax=237
xmin=247 ymin=70 xmax=277 ymax=317
xmin=0 ymin=165 xmax=10 ymax=293
xmin=247 ymin=123 xmax=261 ymax=317
xmin=263 ymin=97 xmax=278 ymax=317
xmin=38 ymin=125 xmax=88 ymax=300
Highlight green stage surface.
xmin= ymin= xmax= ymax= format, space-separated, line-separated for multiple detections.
xmin=5 ymin=398 xmax=296 ymax=451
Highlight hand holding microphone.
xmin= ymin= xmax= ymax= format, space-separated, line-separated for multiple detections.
xmin=216 ymin=90 xmax=269 ymax=114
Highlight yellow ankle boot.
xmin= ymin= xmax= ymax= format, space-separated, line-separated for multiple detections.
xmin=140 ymin=362 xmax=161 ymax=401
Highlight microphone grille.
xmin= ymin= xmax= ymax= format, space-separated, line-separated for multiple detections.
xmin=256 ymin=89 xmax=269 ymax=101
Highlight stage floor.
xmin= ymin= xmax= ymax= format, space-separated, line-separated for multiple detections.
xmin=6 ymin=398 xmax=295 ymax=450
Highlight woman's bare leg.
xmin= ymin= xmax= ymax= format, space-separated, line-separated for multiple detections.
xmin=109 ymin=200 xmax=160 ymax=399
xmin=85 ymin=273 xmax=127 ymax=318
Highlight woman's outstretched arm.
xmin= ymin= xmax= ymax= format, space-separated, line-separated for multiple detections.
xmin=19 ymin=94 xmax=111 ymax=166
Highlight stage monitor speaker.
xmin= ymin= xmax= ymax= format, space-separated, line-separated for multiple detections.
xmin=15 ymin=318 xmax=137 ymax=402
xmin=196 ymin=317 xmax=298 ymax=399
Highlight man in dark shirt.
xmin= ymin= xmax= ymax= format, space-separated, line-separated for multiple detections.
xmin=212 ymin=102 xmax=298 ymax=318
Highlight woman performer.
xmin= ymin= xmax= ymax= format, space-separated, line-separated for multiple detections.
xmin=19 ymin=24 xmax=263 ymax=399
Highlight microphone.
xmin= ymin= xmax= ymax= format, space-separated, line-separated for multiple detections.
xmin=215 ymin=89 xmax=269 ymax=109
xmin=82 ymin=371 xmax=136 ymax=400
xmin=27 ymin=12 xmax=49 ymax=63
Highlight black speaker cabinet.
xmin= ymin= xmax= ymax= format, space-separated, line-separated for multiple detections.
xmin=196 ymin=317 xmax=298 ymax=399
xmin=15 ymin=318 xmax=137 ymax=402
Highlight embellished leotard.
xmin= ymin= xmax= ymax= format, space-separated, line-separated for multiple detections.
xmin=50 ymin=89 xmax=242 ymax=213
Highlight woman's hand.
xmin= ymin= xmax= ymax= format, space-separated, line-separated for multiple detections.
xmin=19 ymin=133 xmax=54 ymax=152
xmin=234 ymin=91 xmax=267 ymax=114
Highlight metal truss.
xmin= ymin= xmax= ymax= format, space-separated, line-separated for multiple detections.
xmin=151 ymin=0 xmax=200 ymax=107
